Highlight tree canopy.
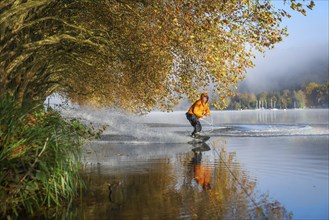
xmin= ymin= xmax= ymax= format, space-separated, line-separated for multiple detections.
xmin=0 ymin=0 xmax=314 ymax=112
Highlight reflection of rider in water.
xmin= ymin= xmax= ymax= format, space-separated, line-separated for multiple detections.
xmin=191 ymin=149 xmax=211 ymax=190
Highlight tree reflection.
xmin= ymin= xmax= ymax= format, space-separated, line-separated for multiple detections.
xmin=62 ymin=140 xmax=292 ymax=220
xmin=173 ymin=139 xmax=292 ymax=220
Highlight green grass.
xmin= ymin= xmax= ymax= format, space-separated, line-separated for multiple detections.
xmin=0 ymin=96 xmax=97 ymax=218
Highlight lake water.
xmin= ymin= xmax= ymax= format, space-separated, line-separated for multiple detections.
xmin=68 ymin=109 xmax=328 ymax=220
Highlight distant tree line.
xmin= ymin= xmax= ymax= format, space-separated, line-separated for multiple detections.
xmin=219 ymin=81 xmax=329 ymax=110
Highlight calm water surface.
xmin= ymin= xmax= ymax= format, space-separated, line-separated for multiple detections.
xmin=69 ymin=109 xmax=328 ymax=220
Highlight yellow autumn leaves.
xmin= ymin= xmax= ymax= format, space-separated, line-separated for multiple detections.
xmin=0 ymin=0 xmax=314 ymax=112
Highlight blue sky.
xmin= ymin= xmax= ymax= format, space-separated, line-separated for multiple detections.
xmin=279 ymin=0 xmax=328 ymax=47
xmin=242 ymin=0 xmax=329 ymax=93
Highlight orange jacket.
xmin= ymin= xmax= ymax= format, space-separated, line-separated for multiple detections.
xmin=194 ymin=164 xmax=211 ymax=189
xmin=187 ymin=93 xmax=210 ymax=118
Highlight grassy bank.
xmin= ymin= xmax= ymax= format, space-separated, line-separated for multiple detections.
xmin=0 ymin=97 xmax=98 ymax=219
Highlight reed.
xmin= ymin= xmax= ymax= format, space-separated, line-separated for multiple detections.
xmin=0 ymin=96 xmax=92 ymax=218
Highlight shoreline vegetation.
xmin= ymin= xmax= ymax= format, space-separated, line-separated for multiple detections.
xmin=220 ymin=81 xmax=329 ymax=110
xmin=0 ymin=96 xmax=104 ymax=219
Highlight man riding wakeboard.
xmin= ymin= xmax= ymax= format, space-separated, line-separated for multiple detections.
xmin=186 ymin=93 xmax=211 ymax=138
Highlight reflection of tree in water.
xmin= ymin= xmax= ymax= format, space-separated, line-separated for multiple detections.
xmin=212 ymin=141 xmax=254 ymax=219
xmin=77 ymin=161 xmax=182 ymax=220
xmin=254 ymin=193 xmax=293 ymax=220
xmin=176 ymin=139 xmax=293 ymax=220
xmin=68 ymin=140 xmax=292 ymax=220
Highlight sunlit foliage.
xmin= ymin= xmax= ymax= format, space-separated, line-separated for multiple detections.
xmin=304 ymin=81 xmax=329 ymax=108
xmin=0 ymin=0 xmax=314 ymax=112
xmin=225 ymin=81 xmax=328 ymax=110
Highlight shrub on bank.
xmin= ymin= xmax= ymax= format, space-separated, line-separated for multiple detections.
xmin=0 ymin=97 xmax=95 ymax=218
